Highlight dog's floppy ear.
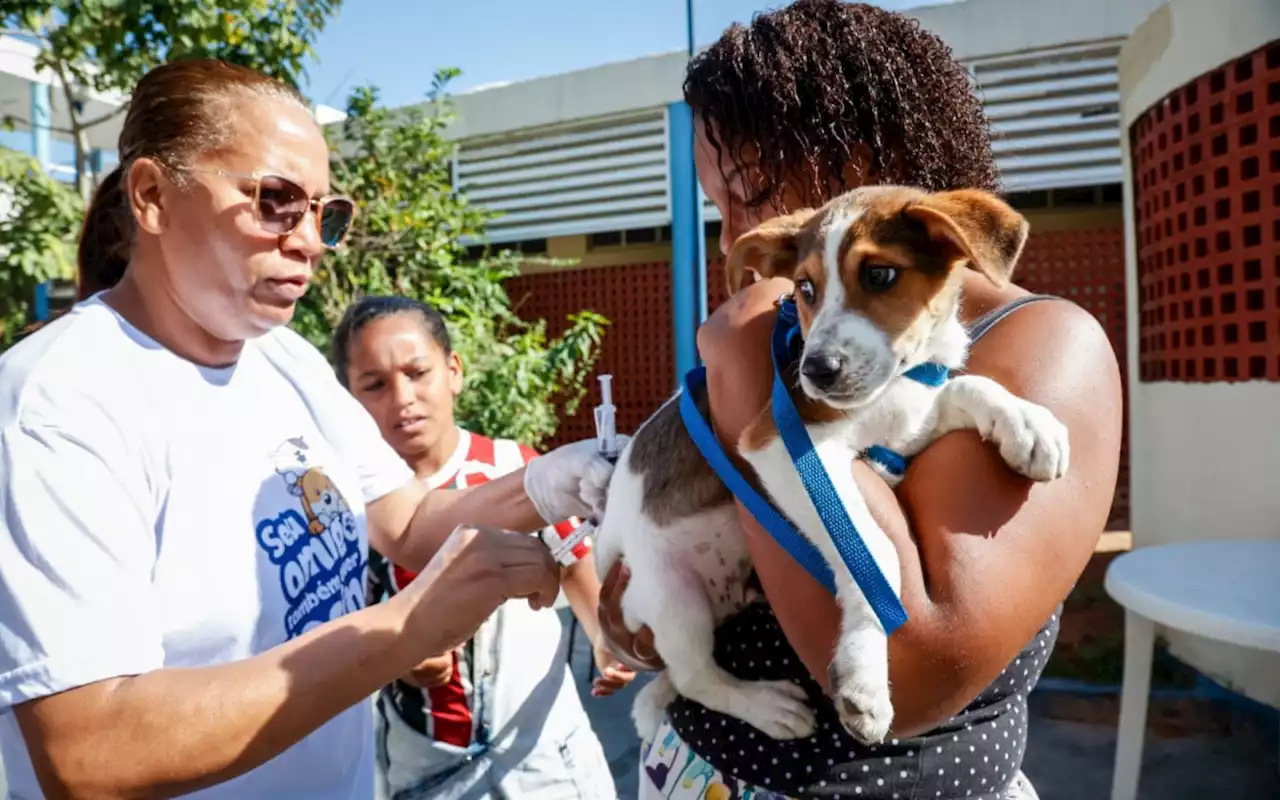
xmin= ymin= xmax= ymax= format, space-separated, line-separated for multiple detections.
xmin=903 ymin=190 xmax=1029 ymax=287
xmin=724 ymin=207 xmax=817 ymax=296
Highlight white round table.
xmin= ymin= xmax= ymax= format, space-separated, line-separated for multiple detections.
xmin=1103 ymin=539 xmax=1280 ymax=800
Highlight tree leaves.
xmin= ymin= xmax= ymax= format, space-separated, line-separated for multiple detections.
xmin=295 ymin=71 xmax=608 ymax=448
xmin=4 ymin=1 xmax=338 ymax=197
xmin=0 ymin=147 xmax=83 ymax=345
xmin=10 ymin=0 xmax=339 ymax=95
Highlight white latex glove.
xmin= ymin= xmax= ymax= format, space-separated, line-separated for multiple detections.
xmin=523 ymin=435 xmax=631 ymax=524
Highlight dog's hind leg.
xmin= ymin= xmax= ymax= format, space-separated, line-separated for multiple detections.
xmin=599 ymin=432 xmax=814 ymax=741
xmin=623 ymin=540 xmax=816 ymax=741
xmin=632 ymin=671 xmax=677 ymax=741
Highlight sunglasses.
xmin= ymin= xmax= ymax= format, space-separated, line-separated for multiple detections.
xmin=195 ymin=168 xmax=356 ymax=248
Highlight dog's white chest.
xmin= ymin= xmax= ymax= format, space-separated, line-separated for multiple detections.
xmin=826 ymin=378 xmax=945 ymax=458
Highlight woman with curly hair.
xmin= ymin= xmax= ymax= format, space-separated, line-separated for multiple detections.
xmin=598 ymin=2 xmax=1123 ymax=799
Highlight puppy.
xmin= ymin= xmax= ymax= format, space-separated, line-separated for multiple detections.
xmin=594 ymin=185 xmax=1070 ymax=746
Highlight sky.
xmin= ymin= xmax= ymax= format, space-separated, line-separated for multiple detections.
xmin=300 ymin=0 xmax=958 ymax=110
xmin=3 ymin=0 xmax=956 ymax=164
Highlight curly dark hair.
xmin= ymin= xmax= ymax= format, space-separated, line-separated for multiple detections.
xmin=683 ymin=0 xmax=999 ymax=210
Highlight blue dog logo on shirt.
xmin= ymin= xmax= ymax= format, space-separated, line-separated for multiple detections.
xmin=256 ymin=438 xmax=365 ymax=639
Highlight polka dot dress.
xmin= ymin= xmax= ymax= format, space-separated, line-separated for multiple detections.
xmin=667 ymin=602 xmax=1060 ymax=800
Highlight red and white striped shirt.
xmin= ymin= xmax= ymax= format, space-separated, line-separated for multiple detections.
xmin=367 ymin=428 xmax=588 ymax=746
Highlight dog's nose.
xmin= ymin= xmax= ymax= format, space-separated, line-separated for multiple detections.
xmin=801 ymin=352 xmax=844 ymax=389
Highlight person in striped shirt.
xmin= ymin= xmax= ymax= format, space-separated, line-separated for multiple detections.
xmin=334 ymin=295 xmax=634 ymax=800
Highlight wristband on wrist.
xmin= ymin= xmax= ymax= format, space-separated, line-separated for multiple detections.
xmin=539 ymin=522 xmax=593 ymax=566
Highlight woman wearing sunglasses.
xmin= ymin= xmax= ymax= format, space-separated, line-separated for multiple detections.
xmin=0 ymin=58 xmax=621 ymax=800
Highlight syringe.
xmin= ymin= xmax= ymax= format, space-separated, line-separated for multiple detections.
xmin=595 ymin=374 xmax=619 ymax=463
xmin=542 ymin=374 xmax=619 ymax=565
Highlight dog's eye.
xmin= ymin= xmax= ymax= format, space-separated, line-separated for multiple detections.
xmin=796 ymin=278 xmax=817 ymax=305
xmin=860 ymin=264 xmax=901 ymax=293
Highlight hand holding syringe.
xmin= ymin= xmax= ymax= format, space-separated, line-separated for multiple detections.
xmin=541 ymin=374 xmax=618 ymax=566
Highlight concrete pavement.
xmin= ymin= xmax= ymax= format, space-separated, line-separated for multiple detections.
xmin=560 ymin=609 xmax=1279 ymax=800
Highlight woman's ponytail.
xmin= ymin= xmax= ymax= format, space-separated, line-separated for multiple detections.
xmin=75 ymin=164 xmax=131 ymax=300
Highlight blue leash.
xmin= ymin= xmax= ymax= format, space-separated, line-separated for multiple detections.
xmin=679 ymin=300 xmax=949 ymax=635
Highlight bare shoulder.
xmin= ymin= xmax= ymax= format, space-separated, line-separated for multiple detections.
xmin=697 ymin=277 xmax=796 ymax=352
xmin=967 ymin=295 xmax=1122 ymax=409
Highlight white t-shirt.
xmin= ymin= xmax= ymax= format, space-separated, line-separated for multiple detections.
xmin=0 ymin=295 xmax=413 ymax=799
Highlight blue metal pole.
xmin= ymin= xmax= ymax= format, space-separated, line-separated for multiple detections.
xmin=686 ymin=0 xmax=695 ymax=54
xmin=686 ymin=0 xmax=709 ymax=329
xmin=30 ymin=81 xmax=52 ymax=169
xmin=667 ymin=101 xmax=699 ymax=382
xmin=34 ymin=282 xmax=50 ymax=322
xmin=88 ymin=148 xmax=104 ymax=185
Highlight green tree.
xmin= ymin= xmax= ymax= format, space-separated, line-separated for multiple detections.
xmin=303 ymin=72 xmax=608 ymax=448
xmin=0 ymin=147 xmax=83 ymax=345
xmin=3 ymin=0 xmax=340 ymax=199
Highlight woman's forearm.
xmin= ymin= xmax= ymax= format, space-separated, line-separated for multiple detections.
xmin=410 ymin=471 xmax=545 ymax=563
xmin=738 ymin=461 xmax=966 ymax=730
xmin=745 ymin=452 xmax=1016 ymax=738
xmin=562 ymin=556 xmax=605 ymax=646
xmin=18 ymin=594 xmax=426 ymax=799
xmin=373 ymin=472 xmax=547 ymax=572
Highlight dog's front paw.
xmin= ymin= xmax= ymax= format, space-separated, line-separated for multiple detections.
xmin=988 ymin=399 xmax=1070 ymax=482
xmin=828 ymin=663 xmax=894 ymax=745
xmin=732 ymin=680 xmax=817 ymax=740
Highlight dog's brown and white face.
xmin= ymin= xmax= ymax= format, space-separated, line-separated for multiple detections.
xmin=725 ymin=186 xmax=1030 ymax=408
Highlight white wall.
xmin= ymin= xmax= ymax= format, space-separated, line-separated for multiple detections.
xmin=912 ymin=0 xmax=1163 ymax=61
xmin=1120 ymin=0 xmax=1280 ymax=707
xmin=0 ymin=34 xmax=124 ymax=152
xmin=1134 ymin=386 xmax=1280 ymax=705
xmin=448 ymin=52 xmax=688 ymax=141
xmin=1119 ymin=0 xmax=1280 ymax=132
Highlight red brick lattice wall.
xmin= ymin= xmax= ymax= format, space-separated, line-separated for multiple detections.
xmin=707 ymin=256 xmax=731 ymax=315
xmin=1132 ymin=40 xmax=1280 ymax=383
xmin=504 ymin=263 xmax=674 ymax=449
xmin=1017 ymin=227 xmax=1130 ymax=530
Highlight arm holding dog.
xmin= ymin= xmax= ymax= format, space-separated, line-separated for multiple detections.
xmin=698 ymin=277 xmax=1122 ymax=737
